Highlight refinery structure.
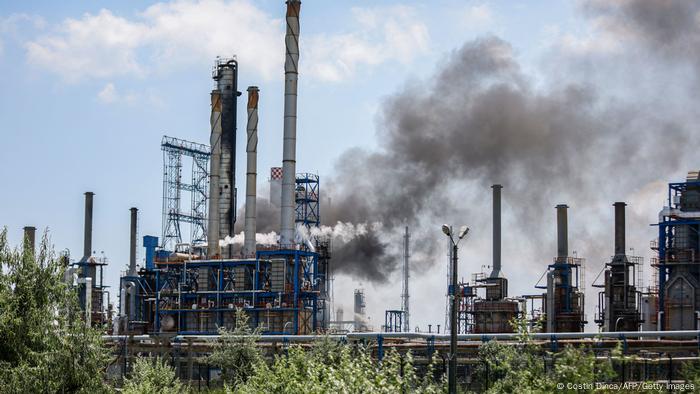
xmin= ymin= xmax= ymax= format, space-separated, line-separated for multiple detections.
xmin=13 ymin=0 xmax=700 ymax=385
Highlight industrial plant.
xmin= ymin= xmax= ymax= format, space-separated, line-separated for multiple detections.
xmin=7 ymin=0 xmax=700 ymax=390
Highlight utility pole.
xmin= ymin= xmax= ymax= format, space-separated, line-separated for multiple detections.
xmin=450 ymin=242 xmax=458 ymax=394
xmin=442 ymin=224 xmax=468 ymax=394
xmin=402 ymin=226 xmax=410 ymax=332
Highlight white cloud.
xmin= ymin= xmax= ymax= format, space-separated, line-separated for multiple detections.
xmin=304 ymin=5 xmax=430 ymax=82
xmin=0 ymin=13 xmax=45 ymax=57
xmin=97 ymin=82 xmax=118 ymax=103
xmin=462 ymin=4 xmax=494 ymax=29
xmin=96 ymin=82 xmax=164 ymax=107
xmin=25 ymin=1 xmax=429 ymax=83
xmin=26 ymin=0 xmax=283 ymax=82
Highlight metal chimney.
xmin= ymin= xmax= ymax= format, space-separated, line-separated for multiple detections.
xmin=83 ymin=192 xmax=94 ymax=260
xmin=23 ymin=226 xmax=36 ymax=255
xmin=208 ymin=88 xmax=222 ymax=258
xmin=490 ymin=185 xmax=503 ymax=278
xmin=556 ymin=204 xmax=568 ymax=262
xmin=280 ymin=0 xmax=301 ymax=246
xmin=129 ymin=207 xmax=138 ymax=275
xmin=614 ymin=202 xmax=626 ymax=257
xmin=244 ymin=86 xmax=259 ymax=256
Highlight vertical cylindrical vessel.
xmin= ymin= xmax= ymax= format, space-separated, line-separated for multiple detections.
xmin=23 ymin=226 xmax=36 ymax=255
xmin=244 ymin=86 xmax=259 ymax=256
xmin=129 ymin=207 xmax=138 ymax=274
xmin=490 ymin=184 xmax=502 ymax=278
xmin=280 ymin=0 xmax=301 ymax=246
xmin=614 ymin=202 xmax=626 ymax=256
xmin=556 ymin=204 xmax=568 ymax=261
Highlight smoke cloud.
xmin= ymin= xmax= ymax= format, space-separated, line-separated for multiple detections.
xmin=322 ymin=25 xmax=697 ymax=284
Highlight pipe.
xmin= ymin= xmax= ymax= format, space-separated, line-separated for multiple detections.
xmin=23 ymin=226 xmax=36 ymax=255
xmin=244 ymin=86 xmax=259 ymax=256
xmin=129 ymin=208 xmax=138 ymax=275
xmin=280 ymin=0 xmax=301 ymax=246
xmin=490 ymin=184 xmax=502 ymax=278
xmin=614 ymin=202 xmax=626 ymax=257
xmin=83 ymin=192 xmax=94 ymax=260
xmin=556 ymin=204 xmax=568 ymax=261
xmin=100 ymin=330 xmax=700 ymax=343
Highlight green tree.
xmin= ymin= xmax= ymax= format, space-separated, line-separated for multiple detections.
xmin=123 ymin=357 xmax=183 ymax=394
xmin=207 ymin=308 xmax=264 ymax=388
xmin=0 ymin=228 xmax=111 ymax=393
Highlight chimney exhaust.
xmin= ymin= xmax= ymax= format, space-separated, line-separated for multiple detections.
xmin=129 ymin=207 xmax=138 ymax=274
xmin=23 ymin=226 xmax=36 ymax=255
xmin=244 ymin=86 xmax=259 ymax=256
xmin=614 ymin=202 xmax=626 ymax=257
xmin=490 ymin=184 xmax=502 ymax=278
xmin=556 ymin=204 xmax=568 ymax=261
xmin=279 ymin=0 xmax=301 ymax=246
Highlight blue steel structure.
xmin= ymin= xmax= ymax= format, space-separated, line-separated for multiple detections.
xmin=295 ymin=173 xmax=320 ymax=228
xmin=652 ymin=178 xmax=700 ymax=330
xmin=120 ymin=240 xmax=325 ymax=335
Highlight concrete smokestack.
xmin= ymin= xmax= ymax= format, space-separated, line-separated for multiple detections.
xmin=129 ymin=207 xmax=138 ymax=274
xmin=556 ymin=204 xmax=568 ymax=261
xmin=83 ymin=192 xmax=94 ymax=260
xmin=614 ymin=202 xmax=626 ymax=257
xmin=244 ymin=86 xmax=259 ymax=256
xmin=23 ymin=226 xmax=36 ymax=255
xmin=280 ymin=0 xmax=301 ymax=246
xmin=490 ymin=184 xmax=503 ymax=278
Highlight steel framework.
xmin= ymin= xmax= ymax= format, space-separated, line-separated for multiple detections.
xmin=295 ymin=173 xmax=320 ymax=228
xmin=161 ymin=136 xmax=211 ymax=251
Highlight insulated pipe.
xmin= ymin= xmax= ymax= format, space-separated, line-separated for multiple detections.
xmin=280 ymin=0 xmax=301 ymax=246
xmin=129 ymin=208 xmax=138 ymax=275
xmin=83 ymin=192 xmax=94 ymax=260
xmin=556 ymin=204 xmax=568 ymax=261
xmin=208 ymin=91 xmax=222 ymax=257
xmin=244 ymin=86 xmax=259 ymax=256
xmin=614 ymin=202 xmax=626 ymax=257
xmin=23 ymin=226 xmax=36 ymax=255
xmin=490 ymin=184 xmax=502 ymax=278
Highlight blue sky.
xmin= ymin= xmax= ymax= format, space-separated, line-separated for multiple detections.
xmin=1 ymin=0 xmax=630 ymax=328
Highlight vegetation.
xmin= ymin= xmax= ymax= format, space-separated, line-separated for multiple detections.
xmin=2 ymin=229 xmax=699 ymax=393
xmin=0 ymin=228 xmax=110 ymax=393
xmin=206 ymin=308 xmax=264 ymax=388
xmin=123 ymin=357 xmax=184 ymax=394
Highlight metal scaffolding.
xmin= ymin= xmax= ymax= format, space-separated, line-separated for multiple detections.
xmin=161 ymin=136 xmax=211 ymax=251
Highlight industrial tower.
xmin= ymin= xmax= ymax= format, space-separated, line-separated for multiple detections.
xmin=161 ymin=136 xmax=210 ymax=252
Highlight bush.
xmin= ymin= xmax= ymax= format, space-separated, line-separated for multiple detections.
xmin=235 ymin=340 xmax=445 ymax=394
xmin=123 ymin=357 xmax=184 ymax=394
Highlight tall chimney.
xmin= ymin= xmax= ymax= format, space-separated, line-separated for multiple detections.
xmin=244 ymin=86 xmax=259 ymax=256
xmin=490 ymin=185 xmax=503 ymax=278
xmin=129 ymin=207 xmax=138 ymax=274
xmin=208 ymin=88 xmax=222 ymax=258
xmin=83 ymin=192 xmax=94 ymax=260
xmin=209 ymin=57 xmax=240 ymax=258
xmin=614 ymin=202 xmax=626 ymax=257
xmin=556 ymin=204 xmax=568 ymax=262
xmin=23 ymin=226 xmax=36 ymax=256
xmin=280 ymin=0 xmax=301 ymax=246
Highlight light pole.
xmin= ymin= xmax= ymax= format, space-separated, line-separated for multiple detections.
xmin=442 ymin=224 xmax=469 ymax=394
